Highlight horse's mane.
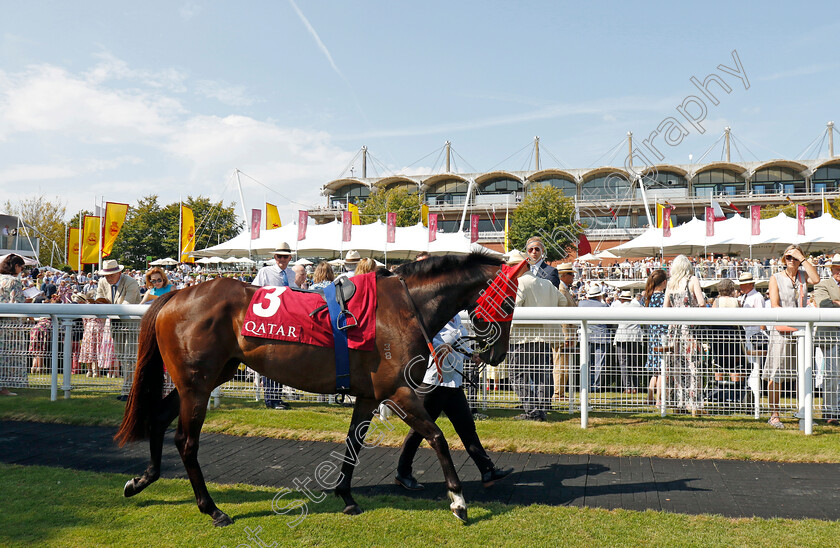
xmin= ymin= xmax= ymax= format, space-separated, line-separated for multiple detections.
xmin=386 ymin=252 xmax=503 ymax=280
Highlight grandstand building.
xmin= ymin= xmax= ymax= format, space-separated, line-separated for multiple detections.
xmin=308 ymin=125 xmax=840 ymax=255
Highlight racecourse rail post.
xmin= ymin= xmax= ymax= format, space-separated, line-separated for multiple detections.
xmin=62 ymin=318 xmax=74 ymax=399
xmin=802 ymin=323 xmax=814 ymax=435
xmin=49 ymin=317 xmax=58 ymax=402
xmin=579 ymin=320 xmax=589 ymax=429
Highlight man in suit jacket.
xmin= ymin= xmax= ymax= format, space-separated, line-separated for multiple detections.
xmin=525 ymin=236 xmax=559 ymax=289
xmin=95 ymin=260 xmax=141 ymax=304
xmin=814 ymin=254 xmax=840 ymax=424
xmin=507 ymin=251 xmax=566 ymax=421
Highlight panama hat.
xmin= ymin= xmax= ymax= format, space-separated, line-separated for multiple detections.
xmin=618 ymin=290 xmax=633 ymax=300
xmin=557 ymin=262 xmax=574 ymax=274
xmin=736 ymin=272 xmax=755 ymax=285
xmin=98 ymin=259 xmax=124 ymax=276
xmin=344 ymin=250 xmax=361 ymax=263
xmin=506 ymin=250 xmax=529 ymax=265
xmin=272 ymin=242 xmax=292 ymax=256
xmin=830 ymin=253 xmax=840 ymax=266
xmin=587 ymin=283 xmax=605 ymax=298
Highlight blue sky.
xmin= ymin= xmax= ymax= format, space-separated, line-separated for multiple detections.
xmin=1 ymin=1 xmax=838 ymax=226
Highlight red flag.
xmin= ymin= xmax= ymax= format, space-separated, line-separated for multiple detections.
xmin=342 ymin=211 xmax=352 ymax=242
xmin=578 ymin=233 xmax=592 ymax=256
xmin=751 ymin=205 xmax=760 ymax=235
xmin=251 ymin=209 xmax=261 ymax=240
xmin=428 ymin=214 xmax=438 ymax=242
xmin=663 ymin=207 xmax=672 ymax=237
xmin=797 ymin=205 xmax=806 ymax=235
xmin=491 ymin=207 xmax=496 ymax=225
xmin=386 ymin=212 xmax=396 ymax=243
xmin=470 ymin=214 xmax=479 ymax=243
xmin=297 ymin=211 xmax=308 ymax=241
xmin=705 ymin=207 xmax=714 ymax=237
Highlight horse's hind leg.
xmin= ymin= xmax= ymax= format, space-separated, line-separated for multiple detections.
xmin=174 ymin=390 xmax=232 ymax=527
xmin=334 ymin=396 xmax=379 ymax=515
xmin=124 ymin=389 xmax=181 ymax=497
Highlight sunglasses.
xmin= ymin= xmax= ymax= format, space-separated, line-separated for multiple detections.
xmin=150 ymin=278 xmax=164 ymax=283
xmin=784 ymin=255 xmax=799 ymax=262
xmin=526 ymin=247 xmax=542 ymax=253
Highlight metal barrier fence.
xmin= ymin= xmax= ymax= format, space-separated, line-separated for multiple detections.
xmin=2 ymin=303 xmax=839 ymax=434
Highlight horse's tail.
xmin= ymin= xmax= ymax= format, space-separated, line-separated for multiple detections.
xmin=114 ymin=291 xmax=178 ymax=447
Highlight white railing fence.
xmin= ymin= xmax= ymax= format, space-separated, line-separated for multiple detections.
xmin=2 ymin=304 xmax=840 ymax=435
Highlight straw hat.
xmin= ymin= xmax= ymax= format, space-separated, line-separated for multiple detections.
xmin=271 ymin=242 xmax=292 ymax=256
xmin=587 ymin=283 xmax=605 ymax=298
xmin=557 ymin=262 xmax=574 ymax=274
xmin=98 ymin=259 xmax=124 ymax=276
xmin=830 ymin=253 xmax=840 ymax=266
xmin=344 ymin=250 xmax=361 ymax=263
xmin=506 ymin=250 xmax=529 ymax=265
xmin=618 ymin=290 xmax=633 ymax=300
xmin=736 ymin=272 xmax=755 ymax=285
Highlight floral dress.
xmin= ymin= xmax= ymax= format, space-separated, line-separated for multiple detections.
xmin=667 ymin=279 xmax=702 ymax=413
xmin=645 ymin=291 xmax=666 ymax=373
xmin=0 ymin=274 xmax=25 ymax=387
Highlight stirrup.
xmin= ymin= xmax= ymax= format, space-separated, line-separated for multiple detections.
xmin=337 ymin=311 xmax=358 ymax=330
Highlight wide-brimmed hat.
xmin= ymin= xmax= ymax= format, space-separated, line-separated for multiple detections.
xmin=618 ymin=290 xmax=633 ymax=300
xmin=830 ymin=253 xmax=840 ymax=266
xmin=98 ymin=259 xmax=124 ymax=276
xmin=71 ymin=292 xmax=90 ymax=304
xmin=587 ymin=283 xmax=604 ymax=298
xmin=557 ymin=262 xmax=574 ymax=274
xmin=272 ymin=242 xmax=292 ymax=256
xmin=736 ymin=272 xmax=755 ymax=285
xmin=344 ymin=250 xmax=361 ymax=263
xmin=506 ymin=250 xmax=529 ymax=265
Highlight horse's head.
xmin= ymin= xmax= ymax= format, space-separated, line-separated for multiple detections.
xmin=468 ymin=259 xmax=528 ymax=366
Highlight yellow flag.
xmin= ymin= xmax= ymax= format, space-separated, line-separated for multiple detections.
xmin=823 ymin=196 xmax=835 ymax=218
xmin=348 ymin=203 xmax=360 ymax=225
xmin=503 ymin=211 xmax=510 ymax=253
xmin=655 ymin=203 xmax=673 ymax=228
xmin=67 ymin=227 xmax=81 ymax=271
xmin=180 ymin=205 xmax=195 ymax=263
xmin=102 ymin=202 xmax=128 ymax=257
xmin=421 ymin=204 xmax=429 ymax=227
xmin=81 ymin=216 xmax=101 ymax=264
xmin=266 ymin=202 xmax=282 ymax=229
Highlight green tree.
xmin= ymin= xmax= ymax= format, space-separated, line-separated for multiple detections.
xmin=508 ymin=184 xmax=581 ymax=261
xmin=2 ymin=195 xmax=68 ymax=267
xmin=110 ymin=195 xmax=242 ymax=269
xmin=760 ymin=203 xmax=814 ymax=219
xmin=358 ymin=187 xmax=421 ymax=226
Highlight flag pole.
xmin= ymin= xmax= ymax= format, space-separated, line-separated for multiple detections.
xmin=97 ymin=197 xmax=104 ymax=272
xmin=178 ymin=195 xmax=182 ymax=264
xmin=78 ymin=210 xmax=83 ymax=273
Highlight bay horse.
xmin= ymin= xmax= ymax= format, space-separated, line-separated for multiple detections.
xmin=115 ymin=253 xmax=525 ymax=526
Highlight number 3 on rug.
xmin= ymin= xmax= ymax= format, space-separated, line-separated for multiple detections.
xmin=252 ymin=287 xmax=287 ymax=318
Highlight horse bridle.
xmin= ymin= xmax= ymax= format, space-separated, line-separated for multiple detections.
xmin=398 ymin=276 xmax=444 ymax=381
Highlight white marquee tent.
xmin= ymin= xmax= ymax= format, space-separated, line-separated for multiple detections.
xmin=193 ymin=220 xmax=501 ymax=260
xmin=609 ymin=213 xmax=840 ymax=258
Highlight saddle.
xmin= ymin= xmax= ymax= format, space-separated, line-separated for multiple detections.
xmin=299 ymin=276 xmax=357 ymax=330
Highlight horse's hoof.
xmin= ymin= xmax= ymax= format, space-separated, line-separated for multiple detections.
xmin=343 ymin=504 xmax=363 ymax=516
xmin=123 ymin=478 xmax=138 ymax=498
xmin=451 ymin=506 xmax=468 ymax=524
xmin=212 ymin=512 xmax=233 ymax=527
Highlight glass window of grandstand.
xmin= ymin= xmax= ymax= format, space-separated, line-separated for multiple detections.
xmin=643 ymin=170 xmax=688 ymax=189
xmin=437 ymin=220 xmax=459 ymax=233
xmin=580 ymin=173 xmax=632 ymax=201
xmin=751 ymin=166 xmax=805 ymax=195
xmin=425 ymin=179 xmax=469 ymax=206
xmin=691 ymin=169 xmax=746 ymax=198
xmin=530 ymin=177 xmax=577 ymax=198
xmin=330 ymin=183 xmax=370 ymax=207
xmin=812 ymin=164 xmax=840 ymax=193
xmin=580 ymin=215 xmax=633 ymax=230
xmin=475 ymin=177 xmax=523 ymax=205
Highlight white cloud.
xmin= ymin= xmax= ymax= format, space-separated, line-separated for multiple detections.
xmin=195 ymin=80 xmax=256 ymax=107
xmin=180 ymin=1 xmax=202 ymax=21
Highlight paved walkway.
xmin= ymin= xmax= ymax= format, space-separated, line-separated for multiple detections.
xmin=2 ymin=420 xmax=839 ymax=521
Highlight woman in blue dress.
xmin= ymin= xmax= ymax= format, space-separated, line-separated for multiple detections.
xmin=644 ymin=269 xmax=667 ymax=404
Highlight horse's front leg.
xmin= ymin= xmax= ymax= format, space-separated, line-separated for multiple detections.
xmin=393 ymin=391 xmax=468 ymax=523
xmin=334 ymin=396 xmax=379 ymax=515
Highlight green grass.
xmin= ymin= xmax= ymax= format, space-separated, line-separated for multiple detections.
xmin=2 ymin=389 xmax=840 ymax=463
xmin=1 ymin=464 xmax=838 ymax=547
